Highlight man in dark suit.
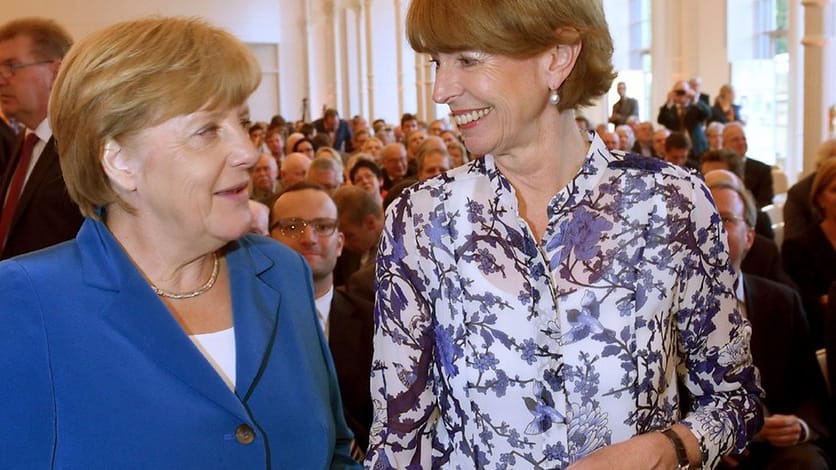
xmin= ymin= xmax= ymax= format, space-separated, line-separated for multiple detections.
xmin=709 ymin=179 xmax=830 ymax=469
xmin=608 ymin=81 xmax=638 ymax=126
xmin=270 ymin=182 xmax=373 ymax=460
xmin=333 ymin=185 xmax=384 ymax=289
xmin=0 ymin=18 xmax=82 ymax=260
xmin=657 ymin=80 xmax=711 ymax=162
xmin=313 ymin=108 xmax=353 ymax=153
xmin=0 ymin=113 xmax=15 ymax=172
xmin=722 ymin=121 xmax=774 ymax=208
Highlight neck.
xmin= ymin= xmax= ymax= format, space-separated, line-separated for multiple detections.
xmin=105 ymin=205 xmax=221 ymax=293
xmin=313 ymin=274 xmax=334 ymax=299
xmin=494 ymin=110 xmax=588 ymax=197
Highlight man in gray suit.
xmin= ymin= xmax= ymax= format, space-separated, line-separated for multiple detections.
xmin=608 ymin=81 xmax=638 ymax=126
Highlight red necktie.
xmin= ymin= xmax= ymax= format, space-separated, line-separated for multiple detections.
xmin=0 ymin=133 xmax=40 ymax=255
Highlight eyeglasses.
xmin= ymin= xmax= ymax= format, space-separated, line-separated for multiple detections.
xmin=270 ymin=217 xmax=338 ymax=238
xmin=674 ymin=89 xmax=687 ymax=96
xmin=0 ymin=60 xmax=54 ymax=79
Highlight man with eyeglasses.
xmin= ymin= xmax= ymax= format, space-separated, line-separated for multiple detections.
xmin=0 ymin=18 xmax=82 ymax=260
xmin=269 ymin=181 xmax=373 ymax=461
xmin=657 ymin=80 xmax=711 ymax=164
xmin=706 ymin=171 xmax=831 ymax=470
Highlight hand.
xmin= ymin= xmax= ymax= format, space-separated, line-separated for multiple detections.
xmin=566 ymin=432 xmax=677 ymax=470
xmin=758 ymin=414 xmax=803 ymax=447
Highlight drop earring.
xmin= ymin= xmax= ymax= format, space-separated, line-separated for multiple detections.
xmin=549 ymin=88 xmax=560 ymax=106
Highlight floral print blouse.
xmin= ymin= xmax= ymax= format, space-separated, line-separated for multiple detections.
xmin=366 ymin=135 xmax=762 ymax=469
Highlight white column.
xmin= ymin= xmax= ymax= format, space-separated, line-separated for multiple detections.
xmin=801 ymin=0 xmax=835 ymax=174
xmin=363 ymin=0 xmax=374 ymax=120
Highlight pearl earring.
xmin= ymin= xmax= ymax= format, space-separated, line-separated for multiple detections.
xmin=549 ymin=88 xmax=560 ymax=106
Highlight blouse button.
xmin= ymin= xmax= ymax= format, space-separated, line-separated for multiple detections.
xmin=235 ymin=424 xmax=255 ymax=445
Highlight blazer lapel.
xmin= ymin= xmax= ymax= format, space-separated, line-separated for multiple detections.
xmin=227 ymin=240 xmax=281 ymax=402
xmin=80 ymin=219 xmax=248 ymax=419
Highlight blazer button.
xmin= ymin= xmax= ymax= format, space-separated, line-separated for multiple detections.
xmin=235 ymin=424 xmax=255 ymax=445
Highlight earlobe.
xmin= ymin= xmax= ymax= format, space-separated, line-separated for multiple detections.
xmin=101 ymin=138 xmax=137 ymax=192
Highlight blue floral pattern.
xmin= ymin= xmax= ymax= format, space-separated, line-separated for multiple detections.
xmin=366 ymin=135 xmax=762 ymax=469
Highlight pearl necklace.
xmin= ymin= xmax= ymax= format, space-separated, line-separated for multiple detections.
xmin=150 ymin=253 xmax=220 ymax=300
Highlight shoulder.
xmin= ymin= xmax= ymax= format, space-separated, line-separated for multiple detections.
xmin=390 ymin=159 xmax=490 ymax=211
xmin=745 ymin=157 xmax=772 ymax=172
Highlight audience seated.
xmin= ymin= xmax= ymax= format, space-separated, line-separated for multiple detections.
xmin=782 ymin=158 xmax=836 ymax=348
xmin=332 ymin=185 xmax=384 ymax=289
xmin=269 ymin=183 xmax=373 ymax=460
xmin=702 ymin=149 xmax=774 ymax=240
xmin=708 ymin=178 xmax=830 ymax=470
xmin=383 ymin=136 xmax=449 ymax=209
xmin=598 ymin=128 xmax=619 ymax=151
xmin=349 ymin=158 xmax=384 ymax=208
xmin=663 ymin=131 xmax=696 ymax=170
xmin=277 ymin=152 xmax=311 ymax=194
xmin=706 ymin=121 xmax=724 ymax=151
xmin=292 ymin=137 xmax=315 ymax=159
xmin=447 ymin=139 xmax=470 ymax=168
xmin=250 ymin=154 xmax=280 ymax=207
xmin=704 ymin=171 xmax=793 ymax=288
xmin=652 ymin=128 xmax=670 ymax=161
xmin=630 ymin=121 xmax=658 ymax=158
xmin=615 ymin=124 xmax=635 ymax=152
xmin=785 ymin=138 xmax=836 ymax=240
xmin=379 ymin=142 xmax=409 ymax=190
xmin=723 ymin=122 xmax=774 ymax=208
xmin=306 ymin=155 xmax=344 ymax=196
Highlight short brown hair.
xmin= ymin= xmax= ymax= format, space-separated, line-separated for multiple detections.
xmin=406 ymin=0 xmax=615 ymax=111
xmin=0 ymin=17 xmax=72 ymax=61
xmin=50 ymin=17 xmax=261 ymax=218
xmin=811 ymin=158 xmax=836 ymax=219
xmin=701 ymin=149 xmax=744 ymax=178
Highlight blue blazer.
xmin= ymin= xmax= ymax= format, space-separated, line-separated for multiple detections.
xmin=0 ymin=218 xmax=359 ymax=469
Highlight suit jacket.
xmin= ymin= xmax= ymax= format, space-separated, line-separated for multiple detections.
xmin=609 ymin=97 xmax=638 ymax=126
xmin=782 ymin=224 xmax=836 ymax=347
xmin=657 ymin=101 xmax=711 ymax=158
xmin=741 ymin=233 xmax=796 ymax=290
xmin=0 ymin=119 xmax=15 ymax=174
xmin=743 ymin=157 xmax=774 ymax=208
xmin=314 ymin=118 xmax=353 ymax=153
xmin=783 ymin=172 xmax=817 ymax=240
xmin=743 ymin=274 xmax=830 ymax=441
xmin=0 ymin=136 xmax=83 ymax=259
xmin=0 ymin=218 xmax=358 ymax=469
xmin=329 ymin=288 xmax=374 ymax=452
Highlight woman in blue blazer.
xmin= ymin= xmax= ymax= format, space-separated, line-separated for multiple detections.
xmin=0 ymin=17 xmax=359 ymax=469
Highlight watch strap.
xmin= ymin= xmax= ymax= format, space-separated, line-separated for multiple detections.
xmin=661 ymin=427 xmax=690 ymax=470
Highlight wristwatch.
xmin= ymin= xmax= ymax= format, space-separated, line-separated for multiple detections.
xmin=660 ymin=427 xmax=690 ymax=470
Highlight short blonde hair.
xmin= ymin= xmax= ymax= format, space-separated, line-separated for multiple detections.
xmin=406 ymin=0 xmax=615 ymax=111
xmin=50 ymin=17 xmax=261 ymax=218
xmin=811 ymin=158 xmax=836 ymax=218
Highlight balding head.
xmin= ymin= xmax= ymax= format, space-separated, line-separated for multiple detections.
xmin=722 ymin=122 xmax=747 ymax=158
xmin=280 ymin=152 xmax=311 ymax=189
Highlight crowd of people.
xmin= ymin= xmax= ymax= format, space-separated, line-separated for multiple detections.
xmin=0 ymin=4 xmax=834 ymax=469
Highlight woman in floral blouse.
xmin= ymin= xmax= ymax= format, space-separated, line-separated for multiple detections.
xmin=366 ymin=1 xmax=763 ymax=468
